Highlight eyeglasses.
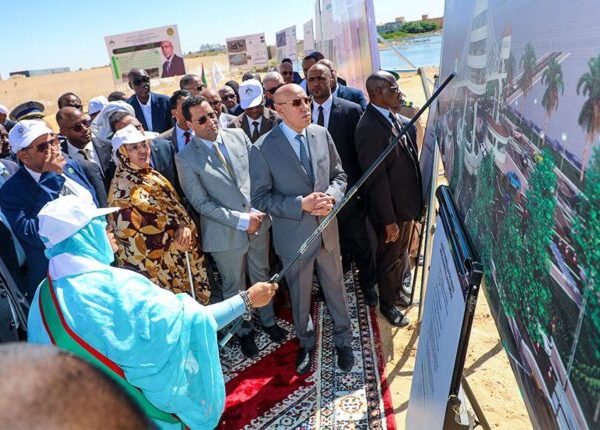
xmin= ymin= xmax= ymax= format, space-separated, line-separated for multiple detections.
xmin=195 ymin=111 xmax=217 ymax=125
xmin=24 ymin=137 xmax=58 ymax=153
xmin=65 ymin=119 xmax=91 ymax=132
xmin=132 ymin=76 xmax=150 ymax=86
xmin=281 ymin=71 xmax=293 ymax=76
xmin=277 ymin=97 xmax=311 ymax=107
xmin=221 ymin=94 xmax=236 ymax=100
xmin=265 ymin=84 xmax=283 ymax=95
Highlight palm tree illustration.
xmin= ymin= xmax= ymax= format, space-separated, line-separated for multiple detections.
xmin=541 ymin=57 xmax=564 ymax=144
xmin=519 ymin=42 xmax=537 ymax=111
xmin=577 ymin=54 xmax=600 ymax=181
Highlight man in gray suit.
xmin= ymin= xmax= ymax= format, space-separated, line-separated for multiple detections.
xmin=175 ymin=96 xmax=286 ymax=358
xmin=250 ymin=84 xmax=354 ymax=374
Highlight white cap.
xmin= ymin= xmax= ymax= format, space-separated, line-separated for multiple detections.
xmin=239 ymin=79 xmax=263 ymax=109
xmin=88 ymin=96 xmax=109 ymax=115
xmin=38 ymin=195 xmax=119 ymax=248
xmin=8 ymin=120 xmax=53 ymax=152
xmin=0 ymin=104 xmax=8 ymax=115
xmin=111 ymin=124 xmax=147 ymax=153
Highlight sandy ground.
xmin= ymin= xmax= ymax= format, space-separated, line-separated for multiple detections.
xmin=0 ymin=61 xmax=533 ymax=429
xmin=378 ymin=70 xmax=532 ymax=429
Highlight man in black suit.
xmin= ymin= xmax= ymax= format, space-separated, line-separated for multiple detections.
xmin=227 ymin=79 xmax=279 ymax=143
xmin=307 ymin=63 xmax=378 ymax=306
xmin=160 ymin=40 xmax=186 ymax=78
xmin=109 ymin=111 xmax=178 ymax=187
xmin=56 ymin=107 xmax=115 ymax=207
xmin=355 ymin=71 xmax=422 ymax=327
xmin=318 ymin=59 xmax=368 ymax=109
xmin=126 ymin=69 xmax=172 ymax=133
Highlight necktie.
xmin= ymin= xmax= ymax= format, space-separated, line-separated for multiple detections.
xmin=389 ymin=112 xmax=403 ymax=135
xmin=251 ymin=121 xmax=260 ymax=143
xmin=317 ymin=106 xmax=325 ymax=127
xmin=183 ymin=131 xmax=191 ymax=145
xmin=213 ymin=141 xmax=235 ymax=179
xmin=79 ymin=148 xmax=91 ymax=161
xmin=295 ymin=134 xmax=314 ymax=185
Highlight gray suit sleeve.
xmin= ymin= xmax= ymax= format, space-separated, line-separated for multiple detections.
xmin=175 ymin=153 xmax=245 ymax=229
xmin=249 ymin=145 xmax=303 ymax=220
xmin=324 ymin=130 xmax=347 ymax=202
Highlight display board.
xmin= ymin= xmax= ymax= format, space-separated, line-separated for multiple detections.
xmin=433 ymin=0 xmax=600 ymax=428
xmin=303 ymin=20 xmax=315 ymax=55
xmin=104 ymin=25 xmax=185 ymax=82
xmin=275 ymin=26 xmax=298 ymax=63
xmin=225 ymin=33 xmax=268 ymax=69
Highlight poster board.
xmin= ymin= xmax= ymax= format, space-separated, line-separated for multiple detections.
xmin=225 ymin=33 xmax=268 ymax=69
xmin=104 ymin=25 xmax=185 ymax=82
xmin=276 ymin=26 xmax=298 ymax=63
xmin=407 ymin=186 xmax=482 ymax=429
xmin=303 ymin=20 xmax=315 ymax=55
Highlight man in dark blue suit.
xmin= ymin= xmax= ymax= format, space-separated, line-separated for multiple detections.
xmin=307 ymin=63 xmax=378 ymax=306
xmin=126 ymin=69 xmax=172 ymax=133
xmin=0 ymin=120 xmax=98 ymax=300
xmin=317 ymin=59 xmax=368 ymax=109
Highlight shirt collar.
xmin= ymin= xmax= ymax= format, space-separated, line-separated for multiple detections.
xmin=247 ymin=115 xmax=263 ymax=129
xmin=66 ymin=139 xmax=94 ymax=156
xmin=313 ymin=95 xmax=333 ymax=111
xmin=25 ymin=166 xmax=42 ymax=183
xmin=371 ymin=104 xmax=394 ymax=124
xmin=137 ymin=93 xmax=152 ymax=107
xmin=199 ymin=131 xmax=223 ymax=149
xmin=279 ymin=121 xmax=306 ymax=143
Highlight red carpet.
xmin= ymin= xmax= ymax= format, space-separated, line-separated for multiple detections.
xmin=217 ymin=270 xmax=397 ymax=429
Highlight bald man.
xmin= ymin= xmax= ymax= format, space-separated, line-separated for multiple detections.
xmin=355 ymin=71 xmax=422 ymax=327
xmin=250 ymin=83 xmax=354 ymax=375
xmin=0 ymin=343 xmax=153 ymax=429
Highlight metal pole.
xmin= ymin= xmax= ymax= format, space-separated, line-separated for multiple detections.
xmin=461 ymin=375 xmax=492 ymax=430
xmin=185 ymin=251 xmax=196 ymax=300
xmin=220 ymin=74 xmax=456 ymax=349
xmin=377 ymin=34 xmax=417 ymax=70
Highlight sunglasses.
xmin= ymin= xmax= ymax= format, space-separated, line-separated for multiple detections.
xmin=265 ymin=84 xmax=283 ymax=95
xmin=278 ymin=97 xmax=311 ymax=107
xmin=195 ymin=111 xmax=217 ymax=125
xmin=281 ymin=71 xmax=293 ymax=76
xmin=221 ymin=94 xmax=236 ymax=100
xmin=25 ymin=137 xmax=58 ymax=153
xmin=132 ymin=76 xmax=150 ymax=86
xmin=72 ymin=104 xmax=83 ymax=110
xmin=65 ymin=119 xmax=91 ymax=132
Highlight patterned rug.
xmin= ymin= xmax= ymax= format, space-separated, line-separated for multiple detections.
xmin=217 ymin=269 xmax=397 ymax=430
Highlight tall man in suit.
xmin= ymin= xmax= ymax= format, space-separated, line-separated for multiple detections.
xmin=250 ymin=84 xmax=354 ymax=374
xmin=157 ymin=90 xmax=194 ymax=153
xmin=228 ymin=79 xmax=279 ymax=144
xmin=307 ymin=63 xmax=378 ymax=306
xmin=56 ymin=107 xmax=115 ymax=207
xmin=318 ymin=59 xmax=368 ymax=109
xmin=160 ymin=40 xmax=186 ymax=78
xmin=176 ymin=96 xmax=286 ymax=358
xmin=355 ymin=71 xmax=422 ymax=327
xmin=126 ymin=69 xmax=172 ymax=133
xmin=0 ymin=120 xmax=98 ymax=299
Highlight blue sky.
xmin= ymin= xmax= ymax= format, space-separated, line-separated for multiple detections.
xmin=0 ymin=0 xmax=444 ymax=78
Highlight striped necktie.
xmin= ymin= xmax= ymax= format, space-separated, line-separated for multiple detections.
xmin=295 ymin=134 xmax=314 ymax=185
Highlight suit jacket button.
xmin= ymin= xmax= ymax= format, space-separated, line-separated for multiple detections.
xmin=242 ymin=203 xmax=247 ymax=208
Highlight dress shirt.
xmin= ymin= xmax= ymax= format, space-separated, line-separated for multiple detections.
xmin=25 ymin=166 xmax=95 ymax=204
xmin=137 ymin=94 xmax=153 ymax=132
xmin=246 ymin=115 xmax=263 ymax=132
xmin=66 ymin=139 xmax=99 ymax=165
xmin=279 ymin=122 xmax=311 ymax=163
xmin=311 ymin=95 xmax=333 ymax=129
xmin=199 ymin=133 xmax=253 ymax=232
xmin=175 ymin=124 xmax=194 ymax=153
xmin=372 ymin=104 xmax=395 ymax=126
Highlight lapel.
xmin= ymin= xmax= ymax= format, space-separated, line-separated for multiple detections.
xmin=306 ymin=125 xmax=320 ymax=184
xmin=271 ymin=124 xmax=313 ymax=188
xmin=193 ymin=136 xmax=236 ymax=185
xmin=240 ymin=114 xmax=251 ymax=140
xmin=328 ymin=97 xmax=342 ymax=136
xmin=131 ymin=97 xmax=148 ymax=131
xmin=150 ymin=94 xmax=160 ymax=132
xmin=171 ymin=127 xmax=180 ymax=152
xmin=220 ymin=132 xmax=239 ymax=185
xmin=92 ymin=138 xmax=112 ymax=173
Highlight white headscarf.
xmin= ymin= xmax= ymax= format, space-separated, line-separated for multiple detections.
xmin=91 ymin=101 xmax=135 ymax=142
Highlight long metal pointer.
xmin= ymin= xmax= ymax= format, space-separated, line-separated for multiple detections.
xmin=219 ymin=73 xmax=455 ymax=350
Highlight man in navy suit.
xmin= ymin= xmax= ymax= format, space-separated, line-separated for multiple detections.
xmin=317 ymin=59 xmax=368 ymax=109
xmin=307 ymin=63 xmax=378 ymax=306
xmin=0 ymin=120 xmax=98 ymax=299
xmin=160 ymin=40 xmax=186 ymax=78
xmin=126 ymin=69 xmax=172 ymax=133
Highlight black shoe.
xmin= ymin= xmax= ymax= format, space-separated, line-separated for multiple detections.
xmin=395 ymin=291 xmax=411 ymax=308
xmin=239 ymin=333 xmax=259 ymax=359
xmin=380 ymin=306 xmax=410 ymax=327
xmin=336 ymin=346 xmax=355 ymax=372
xmin=363 ymin=287 xmax=378 ymax=307
xmin=296 ymin=347 xmax=314 ymax=374
xmin=264 ymin=323 xmax=287 ymax=343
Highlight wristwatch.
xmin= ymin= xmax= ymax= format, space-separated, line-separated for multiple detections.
xmin=239 ymin=290 xmax=254 ymax=321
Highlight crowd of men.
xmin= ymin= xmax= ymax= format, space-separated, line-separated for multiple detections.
xmin=0 ymin=53 xmax=423 ymax=377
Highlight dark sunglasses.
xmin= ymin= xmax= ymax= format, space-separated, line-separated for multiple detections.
xmin=221 ymin=94 xmax=236 ymax=100
xmin=72 ymin=104 xmax=83 ymax=110
xmin=65 ymin=119 xmax=91 ymax=132
xmin=281 ymin=71 xmax=293 ymax=76
xmin=195 ymin=111 xmax=217 ymax=125
xmin=208 ymin=100 xmax=222 ymax=108
xmin=132 ymin=76 xmax=150 ymax=85
xmin=265 ymin=84 xmax=283 ymax=95
xmin=25 ymin=137 xmax=58 ymax=153
xmin=278 ymin=97 xmax=311 ymax=107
